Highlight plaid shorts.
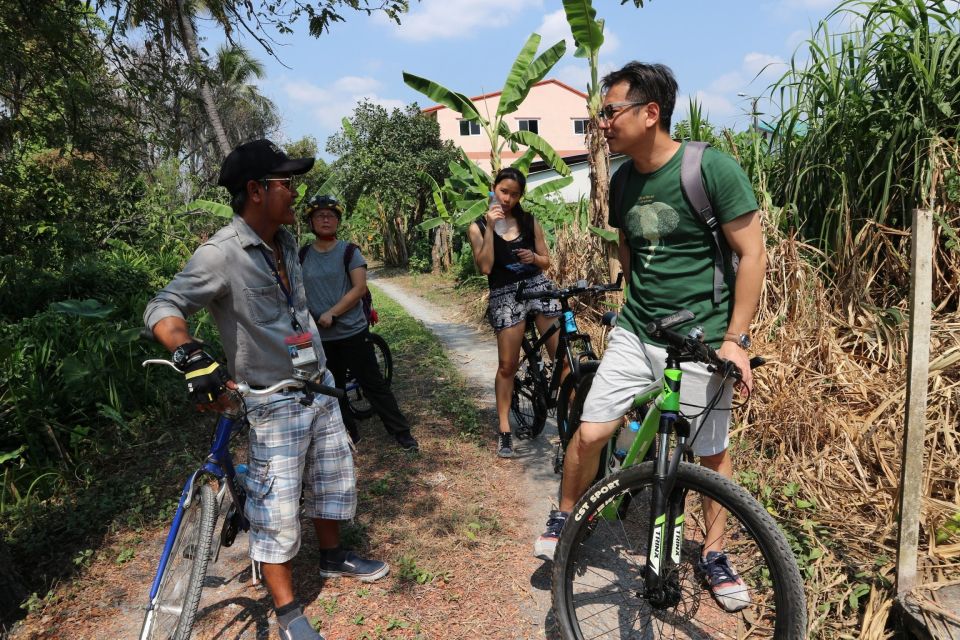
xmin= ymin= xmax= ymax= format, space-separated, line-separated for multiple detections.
xmin=243 ymin=374 xmax=357 ymax=564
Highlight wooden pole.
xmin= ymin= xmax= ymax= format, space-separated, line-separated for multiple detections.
xmin=896 ymin=208 xmax=933 ymax=596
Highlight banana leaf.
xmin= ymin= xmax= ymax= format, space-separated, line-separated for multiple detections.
xmin=455 ymin=197 xmax=489 ymax=226
xmin=497 ymin=34 xmax=542 ymax=116
xmin=563 ymin=0 xmax=604 ymax=57
xmin=403 ymin=72 xmax=484 ymax=123
xmin=511 ymin=148 xmax=539 ymax=173
xmin=528 ymin=176 xmax=574 ymax=199
xmin=498 ymin=36 xmax=567 ymax=116
xmin=510 ymin=130 xmax=572 ymax=176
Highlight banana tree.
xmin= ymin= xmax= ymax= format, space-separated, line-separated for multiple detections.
xmin=404 ymin=33 xmax=568 ymax=177
xmin=562 ymin=0 xmax=642 ymax=280
xmin=406 ymin=33 xmax=575 ymax=232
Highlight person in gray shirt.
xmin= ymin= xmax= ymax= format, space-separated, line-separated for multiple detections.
xmin=144 ymin=140 xmax=388 ymax=640
xmin=300 ymin=195 xmax=418 ymax=452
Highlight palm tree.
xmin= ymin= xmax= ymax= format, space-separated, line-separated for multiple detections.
xmin=121 ymin=0 xmax=233 ymax=157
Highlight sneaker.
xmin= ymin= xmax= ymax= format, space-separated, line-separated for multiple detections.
xmin=279 ymin=614 xmax=324 ymax=640
xmin=697 ymin=551 xmax=751 ymax=612
xmin=534 ymin=510 xmax=569 ymax=560
xmin=395 ymin=433 xmax=419 ymax=451
xmin=497 ymin=432 xmax=514 ymax=458
xmin=318 ymin=551 xmax=390 ymax=582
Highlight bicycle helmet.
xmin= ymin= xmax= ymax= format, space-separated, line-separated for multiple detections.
xmin=303 ymin=194 xmax=344 ymax=221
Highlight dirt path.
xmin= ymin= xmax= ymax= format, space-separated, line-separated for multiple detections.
xmin=369 ymin=273 xmax=560 ymax=635
xmin=9 ymin=272 xmax=563 ymax=640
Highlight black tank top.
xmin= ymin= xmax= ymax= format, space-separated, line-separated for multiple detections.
xmin=476 ymin=218 xmax=541 ymax=289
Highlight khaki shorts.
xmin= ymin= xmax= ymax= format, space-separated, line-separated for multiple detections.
xmin=580 ymin=327 xmax=734 ymax=457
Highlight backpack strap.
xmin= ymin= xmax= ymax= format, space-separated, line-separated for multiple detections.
xmin=342 ymin=242 xmax=358 ymax=273
xmin=298 ymin=244 xmax=310 ymax=265
xmin=609 ymin=160 xmax=632 ymax=247
xmin=680 ymin=141 xmax=726 ymax=304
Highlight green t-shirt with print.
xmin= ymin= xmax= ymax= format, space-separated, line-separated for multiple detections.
xmin=610 ymin=141 xmax=758 ymax=347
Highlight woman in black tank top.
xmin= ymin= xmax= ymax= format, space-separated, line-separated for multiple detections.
xmin=467 ymin=168 xmax=562 ymax=458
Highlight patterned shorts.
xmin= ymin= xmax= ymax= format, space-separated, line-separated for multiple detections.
xmin=487 ymin=272 xmax=562 ymax=332
xmin=244 ymin=372 xmax=357 ymax=564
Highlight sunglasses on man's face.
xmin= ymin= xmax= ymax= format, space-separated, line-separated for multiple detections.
xmin=261 ymin=176 xmax=295 ymax=191
xmin=598 ymin=101 xmax=648 ymax=121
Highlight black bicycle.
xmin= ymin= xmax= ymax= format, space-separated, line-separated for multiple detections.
xmin=509 ymin=276 xmax=622 ymax=459
xmin=343 ymin=332 xmax=392 ymax=420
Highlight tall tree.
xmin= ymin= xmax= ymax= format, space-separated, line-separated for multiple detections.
xmin=327 ymin=101 xmax=457 ymax=266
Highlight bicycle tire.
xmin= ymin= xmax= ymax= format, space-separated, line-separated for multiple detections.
xmin=562 ymin=368 xmax=609 ymax=486
xmin=510 ymin=327 xmax=548 ymax=439
xmin=346 ymin=332 xmax=393 ymax=421
xmin=552 ymin=462 xmax=807 ymax=640
xmin=141 ymin=481 xmax=219 ymax=640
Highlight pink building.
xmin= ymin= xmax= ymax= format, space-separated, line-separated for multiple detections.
xmin=422 ymin=79 xmax=590 ymax=171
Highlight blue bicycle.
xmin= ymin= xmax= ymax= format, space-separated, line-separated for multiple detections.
xmin=138 ymin=357 xmax=342 ymax=640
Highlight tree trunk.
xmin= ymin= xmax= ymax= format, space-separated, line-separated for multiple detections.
xmin=587 ymin=116 xmax=620 ymax=281
xmin=177 ymin=0 xmax=231 ymax=158
xmin=431 ymin=223 xmax=453 ymax=273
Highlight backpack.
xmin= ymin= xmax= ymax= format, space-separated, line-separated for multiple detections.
xmin=610 ymin=141 xmax=735 ymax=305
xmin=299 ymin=242 xmax=378 ymax=326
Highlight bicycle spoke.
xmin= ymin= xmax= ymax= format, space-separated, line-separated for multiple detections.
xmin=556 ymin=465 xmax=803 ymax=640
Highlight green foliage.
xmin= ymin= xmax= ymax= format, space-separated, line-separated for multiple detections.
xmin=771 ymin=0 xmax=960 ymax=292
xmin=327 ymin=101 xmax=457 ymax=266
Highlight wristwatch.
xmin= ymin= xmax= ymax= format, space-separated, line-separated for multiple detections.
xmin=172 ymin=341 xmax=205 ymax=370
xmin=723 ymin=332 xmax=752 ymax=350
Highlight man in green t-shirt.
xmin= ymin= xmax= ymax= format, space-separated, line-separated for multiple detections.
xmin=534 ymin=62 xmax=767 ymax=613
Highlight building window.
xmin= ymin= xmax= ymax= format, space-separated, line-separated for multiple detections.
xmin=459 ymin=120 xmax=481 ymax=136
xmin=573 ymin=118 xmax=589 ymax=135
xmin=517 ymin=119 xmax=539 ymax=135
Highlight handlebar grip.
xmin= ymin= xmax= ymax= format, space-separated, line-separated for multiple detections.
xmin=749 ymin=356 xmax=766 ymax=369
xmin=304 ymin=380 xmax=346 ymax=401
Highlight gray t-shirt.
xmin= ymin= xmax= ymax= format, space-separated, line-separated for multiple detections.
xmin=301 ymin=241 xmax=368 ymax=341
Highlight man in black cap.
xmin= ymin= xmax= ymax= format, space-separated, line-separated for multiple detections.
xmin=144 ymin=139 xmax=388 ymax=640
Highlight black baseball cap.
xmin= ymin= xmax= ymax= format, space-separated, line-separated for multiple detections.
xmin=217 ymin=139 xmax=315 ymax=195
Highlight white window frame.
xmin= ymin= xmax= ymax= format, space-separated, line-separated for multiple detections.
xmin=517 ymin=118 xmax=540 ymax=135
xmin=459 ymin=119 xmax=481 ymax=136
xmin=573 ymin=118 xmax=590 ymax=135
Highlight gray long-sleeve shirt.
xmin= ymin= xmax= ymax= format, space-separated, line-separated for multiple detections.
xmin=143 ymin=215 xmax=326 ymax=387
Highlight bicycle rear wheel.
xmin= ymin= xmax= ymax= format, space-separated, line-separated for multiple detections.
xmin=346 ymin=332 xmax=393 ymax=421
xmin=141 ymin=482 xmax=219 ymax=640
xmin=552 ymin=462 xmax=806 ymax=639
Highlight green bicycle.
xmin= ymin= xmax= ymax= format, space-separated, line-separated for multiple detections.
xmin=552 ymin=309 xmax=806 ymax=639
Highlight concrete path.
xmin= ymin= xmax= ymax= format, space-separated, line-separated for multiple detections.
xmin=369 ymin=273 xmax=562 ymax=639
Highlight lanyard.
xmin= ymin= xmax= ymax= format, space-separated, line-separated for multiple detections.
xmin=258 ymin=245 xmax=305 ymax=333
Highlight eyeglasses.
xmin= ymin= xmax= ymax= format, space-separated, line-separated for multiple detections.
xmin=599 ymin=101 xmax=647 ymax=121
xmin=261 ymin=177 xmax=294 ymax=191
xmin=311 ymin=210 xmax=339 ymax=220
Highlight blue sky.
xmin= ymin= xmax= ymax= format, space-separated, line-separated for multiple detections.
xmin=197 ymin=0 xmax=841 ymax=159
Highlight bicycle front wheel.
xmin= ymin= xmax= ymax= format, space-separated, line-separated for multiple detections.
xmin=553 ymin=462 xmax=806 ymax=640
xmin=141 ymin=481 xmax=219 ymax=640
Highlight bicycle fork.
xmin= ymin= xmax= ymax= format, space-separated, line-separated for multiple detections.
xmin=642 ymin=366 xmax=688 ymax=608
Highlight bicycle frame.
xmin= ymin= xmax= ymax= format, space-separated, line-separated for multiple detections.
xmin=594 ymin=349 xmax=697 ymax=605
xmin=145 ymin=409 xmax=247 ymax=605
xmin=519 ymin=302 xmax=597 ymax=407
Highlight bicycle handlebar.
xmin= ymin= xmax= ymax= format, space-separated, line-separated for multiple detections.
xmin=516 ymin=272 xmax=623 ymax=302
xmin=645 ymin=311 xmax=765 ymax=380
xmin=141 ymin=359 xmax=345 ymax=400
